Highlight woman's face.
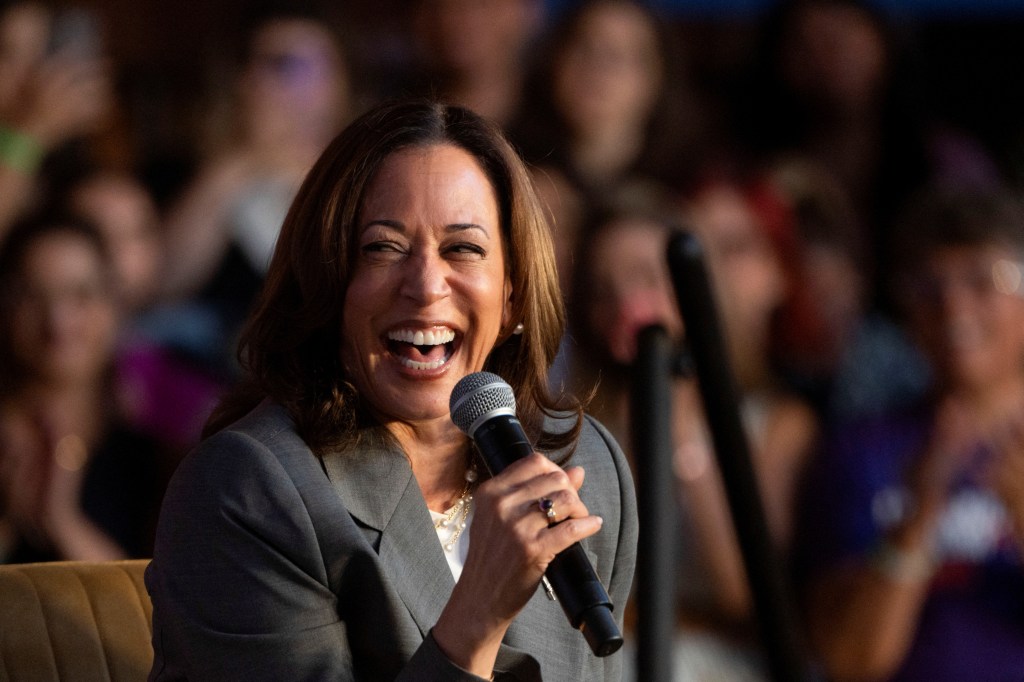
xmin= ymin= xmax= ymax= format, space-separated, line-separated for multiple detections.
xmin=553 ymin=1 xmax=661 ymax=137
xmin=8 ymin=231 xmax=118 ymax=387
xmin=341 ymin=143 xmax=511 ymax=426
xmin=780 ymin=3 xmax=887 ymax=111
xmin=688 ymin=185 xmax=785 ymax=337
xmin=907 ymin=244 xmax=1024 ymax=391
xmin=584 ymin=217 xmax=681 ymax=365
xmin=242 ymin=18 xmax=348 ymax=143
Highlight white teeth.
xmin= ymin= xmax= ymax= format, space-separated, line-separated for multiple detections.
xmin=397 ymin=353 xmax=451 ymax=370
xmin=387 ymin=328 xmax=456 ymax=345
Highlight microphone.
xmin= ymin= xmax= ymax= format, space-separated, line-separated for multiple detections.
xmin=449 ymin=372 xmax=623 ymax=657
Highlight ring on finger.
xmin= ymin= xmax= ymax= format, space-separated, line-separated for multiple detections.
xmin=537 ymin=497 xmax=557 ymax=522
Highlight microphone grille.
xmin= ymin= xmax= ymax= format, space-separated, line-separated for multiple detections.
xmin=449 ymin=371 xmax=516 ymax=435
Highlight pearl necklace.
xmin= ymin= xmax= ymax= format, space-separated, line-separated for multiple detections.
xmin=435 ymin=464 xmax=478 ymax=552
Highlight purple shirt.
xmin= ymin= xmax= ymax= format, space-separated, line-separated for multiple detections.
xmin=796 ymin=403 xmax=1024 ymax=681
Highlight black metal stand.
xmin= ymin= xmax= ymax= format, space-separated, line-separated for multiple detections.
xmin=666 ymin=230 xmax=811 ymax=682
xmin=631 ymin=325 xmax=678 ymax=682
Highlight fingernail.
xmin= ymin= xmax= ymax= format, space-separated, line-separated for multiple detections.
xmin=595 ymin=516 xmax=604 ymax=527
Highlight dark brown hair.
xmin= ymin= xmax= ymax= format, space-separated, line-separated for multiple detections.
xmin=206 ymin=99 xmax=581 ymax=454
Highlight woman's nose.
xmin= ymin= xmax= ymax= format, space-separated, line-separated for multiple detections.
xmin=400 ymin=252 xmax=451 ymax=304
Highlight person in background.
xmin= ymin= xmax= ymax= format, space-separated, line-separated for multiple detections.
xmin=795 ymin=189 xmax=1024 ymax=681
xmin=513 ymin=0 xmax=703 ymax=205
xmin=403 ymin=0 xmax=542 ymax=129
xmin=0 ymin=1 xmax=112 ymax=237
xmin=570 ymin=180 xmax=817 ymax=680
xmin=159 ymin=4 xmax=352 ymax=371
xmin=0 ymin=216 xmax=164 ymax=563
xmin=66 ymin=169 xmax=225 ymax=459
xmin=765 ymin=158 xmax=930 ymax=427
xmin=737 ymin=0 xmax=1001 ymax=311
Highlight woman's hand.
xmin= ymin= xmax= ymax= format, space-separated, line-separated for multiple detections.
xmin=432 ymin=452 xmax=604 ymax=677
xmin=985 ymin=410 xmax=1024 ymax=549
xmin=7 ymin=54 xmax=111 ymax=150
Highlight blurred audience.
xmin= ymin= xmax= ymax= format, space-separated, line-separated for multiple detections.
xmin=62 ymin=169 xmax=224 ymax=456
xmin=403 ymin=0 xmax=542 ymax=127
xmin=795 ymin=189 xmax=1024 ymax=681
xmin=766 ymin=158 xmax=931 ymax=426
xmin=159 ymin=5 xmax=352 ymax=370
xmin=0 ymin=216 xmax=164 ymax=563
xmin=738 ymin=0 xmax=1002 ymax=310
xmin=0 ymin=1 xmax=113 ymax=237
xmin=512 ymin=0 xmax=707 ymax=292
xmin=570 ymin=182 xmax=818 ymax=680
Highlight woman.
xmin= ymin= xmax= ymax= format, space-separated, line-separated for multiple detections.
xmin=795 ymin=189 xmax=1024 ymax=681
xmin=510 ymin=0 xmax=705 ymax=295
xmin=0 ymin=216 xmax=163 ymax=562
xmin=569 ymin=181 xmax=816 ymax=680
xmin=159 ymin=6 xmax=352 ymax=371
xmin=145 ymin=100 xmax=637 ymax=681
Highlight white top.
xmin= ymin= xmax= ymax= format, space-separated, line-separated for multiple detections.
xmin=429 ymin=506 xmax=474 ymax=581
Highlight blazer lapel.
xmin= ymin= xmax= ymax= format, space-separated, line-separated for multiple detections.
xmin=322 ymin=437 xmax=455 ymax=638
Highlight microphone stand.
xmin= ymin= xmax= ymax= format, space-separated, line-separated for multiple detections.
xmin=631 ymin=325 xmax=677 ymax=682
xmin=666 ymin=230 xmax=812 ymax=682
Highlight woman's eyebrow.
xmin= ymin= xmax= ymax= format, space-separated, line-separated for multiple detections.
xmin=361 ymin=219 xmax=404 ymax=232
xmin=446 ymin=222 xmax=490 ymax=237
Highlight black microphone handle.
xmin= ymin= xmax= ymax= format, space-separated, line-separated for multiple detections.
xmin=471 ymin=416 xmax=624 ymax=657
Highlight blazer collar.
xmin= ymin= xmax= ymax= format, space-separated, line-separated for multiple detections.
xmin=322 ymin=430 xmax=555 ymax=676
xmin=322 ymin=435 xmax=456 ymax=638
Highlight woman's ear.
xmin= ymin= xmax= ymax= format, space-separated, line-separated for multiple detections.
xmin=501 ymin=278 xmax=514 ymax=331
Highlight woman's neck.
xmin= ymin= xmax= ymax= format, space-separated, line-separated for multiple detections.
xmin=570 ymin=122 xmax=645 ymax=186
xmin=387 ymin=418 xmax=474 ymax=513
xmin=17 ymin=381 xmax=107 ymax=445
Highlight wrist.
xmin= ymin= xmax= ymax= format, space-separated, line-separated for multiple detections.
xmin=0 ymin=125 xmax=45 ymax=175
xmin=870 ymin=537 xmax=937 ymax=584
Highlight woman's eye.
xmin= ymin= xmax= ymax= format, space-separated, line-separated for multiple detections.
xmin=362 ymin=241 xmax=404 ymax=258
xmin=447 ymin=242 xmax=486 ymax=257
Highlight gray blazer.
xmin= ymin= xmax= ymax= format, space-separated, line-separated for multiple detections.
xmin=146 ymin=401 xmax=638 ymax=681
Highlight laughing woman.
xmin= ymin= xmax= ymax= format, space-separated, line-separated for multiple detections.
xmin=145 ymin=100 xmax=637 ymax=681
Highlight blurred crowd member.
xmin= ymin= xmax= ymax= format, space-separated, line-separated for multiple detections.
xmin=160 ymin=5 xmax=352 ymax=370
xmin=511 ymin=0 xmax=705 ymax=293
xmin=68 ymin=170 xmax=163 ymax=314
xmin=0 ymin=216 xmax=164 ymax=563
xmin=570 ymin=182 xmax=817 ymax=680
xmin=404 ymin=0 xmax=542 ymax=128
xmin=65 ymin=169 xmax=223 ymax=456
xmin=738 ymin=0 xmax=1001 ymax=310
xmin=767 ymin=158 xmax=930 ymax=425
xmin=795 ymin=189 xmax=1024 ymax=681
xmin=0 ymin=1 xmax=112 ymax=236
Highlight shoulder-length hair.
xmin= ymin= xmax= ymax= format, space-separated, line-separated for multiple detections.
xmin=206 ymin=99 xmax=581 ymax=454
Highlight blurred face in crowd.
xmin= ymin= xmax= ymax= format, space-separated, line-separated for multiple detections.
xmin=413 ymin=0 xmax=540 ymax=78
xmin=553 ymin=1 xmax=662 ymax=138
xmin=779 ymin=2 xmax=888 ymax=112
xmin=688 ymin=184 xmax=786 ymax=339
xmin=905 ymin=243 xmax=1024 ymax=392
xmin=241 ymin=18 xmax=349 ymax=144
xmin=70 ymin=174 xmax=162 ymax=312
xmin=8 ymin=230 xmax=118 ymax=388
xmin=341 ymin=143 xmax=511 ymax=426
xmin=584 ymin=217 xmax=681 ymax=365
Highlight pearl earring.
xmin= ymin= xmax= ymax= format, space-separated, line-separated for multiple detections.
xmin=512 ymin=322 xmax=524 ymax=335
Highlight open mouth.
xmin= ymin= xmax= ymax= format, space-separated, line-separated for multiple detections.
xmin=385 ymin=327 xmax=458 ymax=371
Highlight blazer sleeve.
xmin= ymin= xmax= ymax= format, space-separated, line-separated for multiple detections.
xmin=592 ymin=415 xmax=639 ymax=632
xmin=146 ymin=428 xmax=490 ymax=682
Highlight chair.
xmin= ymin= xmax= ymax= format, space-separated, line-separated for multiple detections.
xmin=0 ymin=560 xmax=153 ymax=682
